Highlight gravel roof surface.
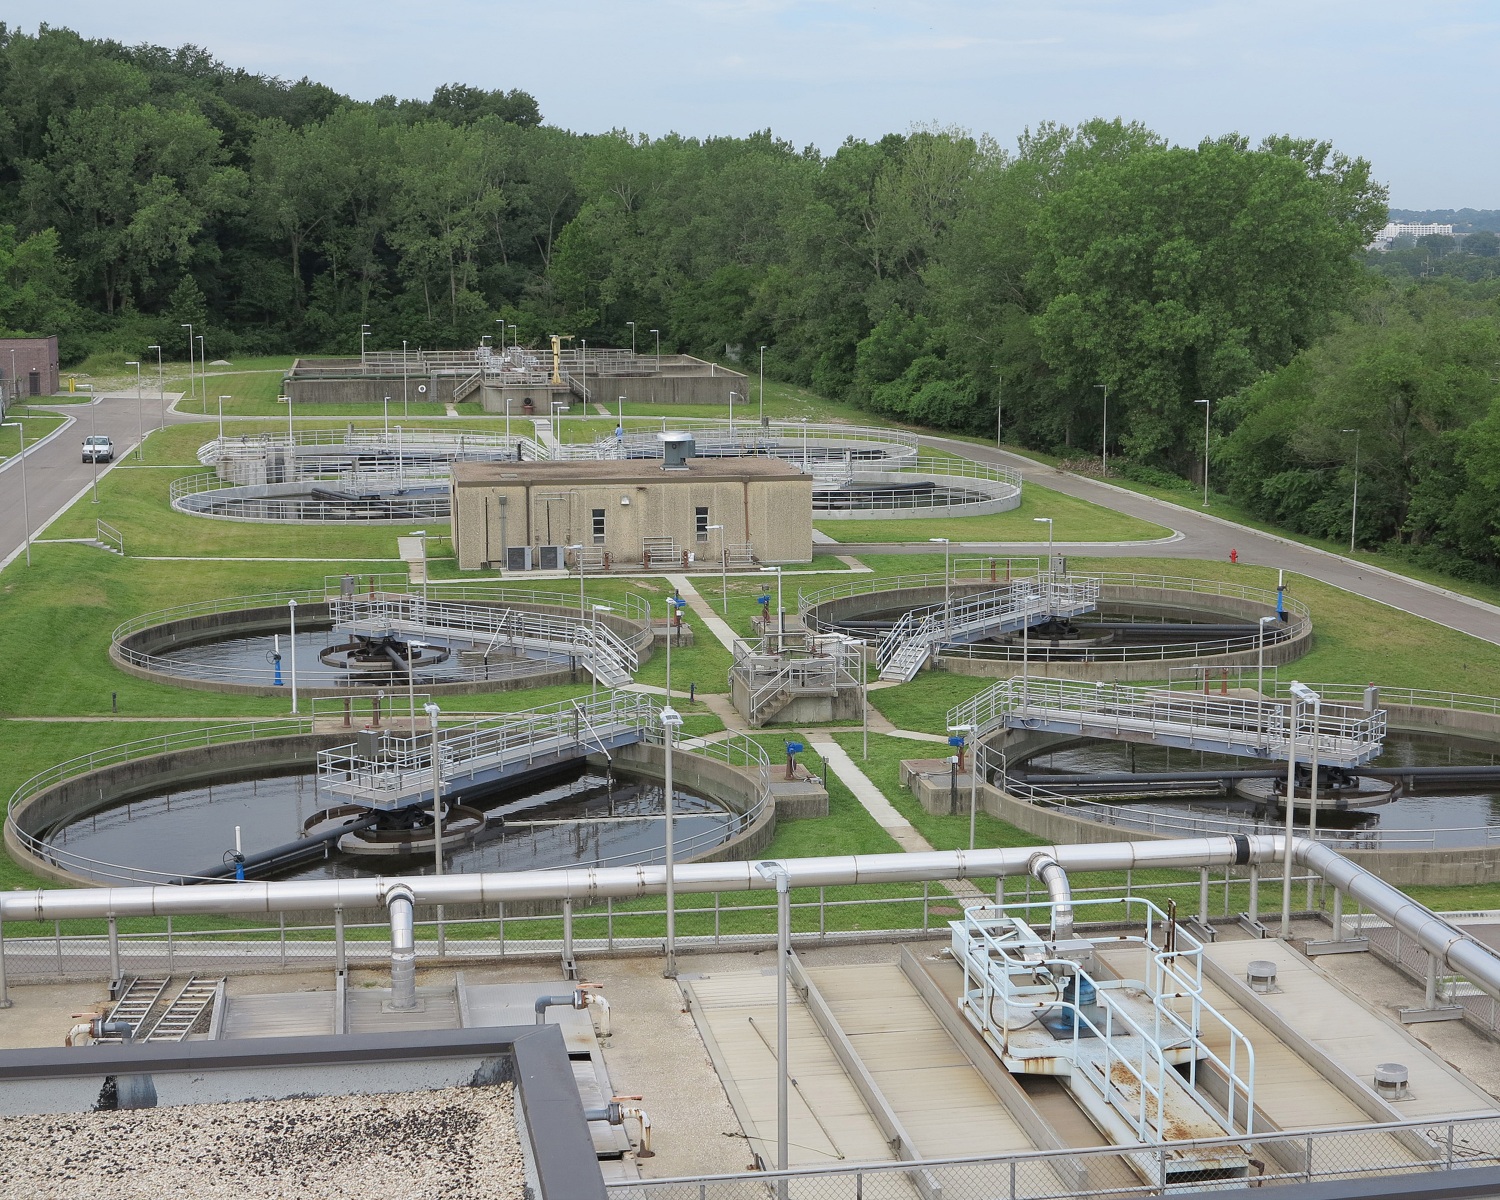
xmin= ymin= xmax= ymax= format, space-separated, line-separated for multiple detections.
xmin=0 ymin=1083 xmax=523 ymax=1199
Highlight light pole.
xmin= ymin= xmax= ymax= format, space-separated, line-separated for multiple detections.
xmin=930 ymin=538 xmax=951 ymax=637
xmin=127 ymin=361 xmax=143 ymax=459
xmin=287 ymin=599 xmax=299 ymax=714
xmin=760 ymin=565 xmax=784 ymax=651
xmin=949 ymin=723 xmax=977 ymax=848
xmin=360 ymin=323 xmax=371 ymax=366
xmin=509 ymin=323 xmax=517 ymax=349
xmin=496 ymin=320 xmax=504 ymax=353
xmin=728 ymin=390 xmax=738 ymax=431
xmin=708 ymin=524 xmax=726 ymax=612
xmin=218 ymin=395 xmax=230 ymax=444
xmin=1034 ymin=516 xmax=1053 ymax=571
xmin=1342 ymin=428 xmax=1361 ymax=553
xmin=426 ymin=702 xmax=443 ymax=877
xmin=180 ymin=324 xmax=194 ymax=408
xmin=626 ymin=320 xmax=636 ymax=355
xmin=403 ymin=339 xmax=410 ymax=417
xmin=661 ymin=704 xmax=684 ymax=977
xmin=406 ymin=638 xmax=426 ymax=729
xmin=651 ymin=328 xmax=661 ymax=370
xmin=1 ymin=421 xmax=31 ymax=566
xmin=196 ymin=335 xmax=205 ymax=412
xmin=996 ymin=373 xmax=1003 ymax=447
xmin=1283 ymin=681 xmax=1319 ymax=936
xmin=382 ymin=395 xmax=390 ymax=436
xmin=759 ymin=345 xmax=767 ymax=424
xmin=754 ymin=859 xmax=791 ymax=1197
xmin=148 ymin=345 xmax=163 ymax=427
xmin=1094 ymin=383 xmax=1108 ymax=476
xmin=1256 ymin=614 xmax=1279 ymax=700
xmin=85 ymin=384 xmax=99 ymax=504
xmin=664 ymin=595 xmax=686 ymax=695
xmin=281 ymin=393 xmax=293 ymax=449
xmin=1196 ymin=397 xmax=1211 ymax=507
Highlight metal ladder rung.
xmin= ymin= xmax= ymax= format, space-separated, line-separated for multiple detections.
xmin=144 ymin=976 xmax=223 ymax=1042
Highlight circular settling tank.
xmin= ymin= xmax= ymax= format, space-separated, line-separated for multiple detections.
xmin=1014 ymin=731 xmax=1500 ymax=850
xmin=43 ymin=762 xmax=737 ymax=884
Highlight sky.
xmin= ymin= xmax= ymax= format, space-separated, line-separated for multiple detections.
xmin=11 ymin=0 xmax=1498 ymax=208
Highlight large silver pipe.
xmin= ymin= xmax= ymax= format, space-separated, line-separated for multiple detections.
xmin=0 ymin=838 xmax=1272 ymax=922
xmin=386 ymin=884 xmax=417 ymax=1010
xmin=1293 ymin=839 xmax=1500 ymax=1004
xmin=1028 ymin=852 xmax=1074 ymax=939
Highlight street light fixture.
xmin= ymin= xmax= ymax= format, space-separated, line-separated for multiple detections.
xmin=425 ymin=702 xmax=444 ymax=878
xmin=651 ymin=328 xmax=661 ymax=370
xmin=1033 ymin=517 xmax=1053 ymax=570
xmin=1282 ymin=681 xmax=1320 ymax=935
xmin=707 ymin=525 xmax=726 ymax=612
xmin=1 ymin=421 xmax=31 ymax=566
xmin=147 ymin=345 xmax=163 ymax=427
xmin=754 ymin=858 xmax=792 ymax=1196
xmin=287 ymin=599 xmax=300 ymax=714
xmin=626 ymin=320 xmax=636 ymax=355
xmin=995 ymin=372 xmax=1003 ymax=447
xmin=728 ymin=390 xmax=738 ymax=431
xmin=180 ymin=324 xmax=194 ymax=408
xmin=948 ymin=723 xmax=978 ymax=848
xmin=759 ymin=345 xmax=767 ymax=424
xmin=1342 ymin=428 xmax=1361 ymax=554
xmin=360 ymin=323 xmax=372 ymax=366
xmin=196 ymin=334 xmax=204 ymax=412
xmin=1094 ymin=383 xmax=1108 ymax=476
xmin=218 ymin=395 xmax=230 ymax=444
xmin=1196 ymin=398 xmax=1211 ymax=507
xmin=127 ymin=361 xmax=143 ymax=460
xmin=661 ymin=704 xmax=685 ymax=977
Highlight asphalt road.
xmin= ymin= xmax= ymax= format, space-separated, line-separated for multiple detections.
xmin=2 ymin=404 xmax=1496 ymax=651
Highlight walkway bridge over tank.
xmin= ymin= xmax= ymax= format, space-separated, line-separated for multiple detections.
xmin=949 ymin=677 xmax=1386 ymax=766
xmin=878 ymin=576 xmax=1101 ymax=682
xmin=316 ymin=691 xmax=656 ymax=811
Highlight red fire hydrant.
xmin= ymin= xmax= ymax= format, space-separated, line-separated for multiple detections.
xmin=1229 ymin=548 xmax=1239 ymax=565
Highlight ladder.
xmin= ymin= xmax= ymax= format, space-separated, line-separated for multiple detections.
xmin=145 ymin=976 xmax=224 ymax=1042
xmin=98 ymin=976 xmax=171 ymax=1042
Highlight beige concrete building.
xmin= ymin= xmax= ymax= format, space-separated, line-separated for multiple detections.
xmin=450 ymin=455 xmax=813 ymax=570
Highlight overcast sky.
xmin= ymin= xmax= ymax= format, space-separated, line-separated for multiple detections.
xmin=12 ymin=1 xmax=1497 ymax=208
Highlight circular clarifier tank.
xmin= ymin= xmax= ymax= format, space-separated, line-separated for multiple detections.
xmin=42 ymin=762 xmax=738 ymax=884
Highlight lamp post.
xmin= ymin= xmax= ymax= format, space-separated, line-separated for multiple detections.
xmin=651 ymin=328 xmax=661 ymax=370
xmin=127 ymin=361 xmax=143 ymax=460
xmin=1034 ymin=516 xmax=1053 ymax=571
xmin=180 ymin=324 xmax=194 ymax=408
xmin=949 ymin=723 xmax=977 ymax=848
xmin=509 ymin=323 xmax=517 ymax=349
xmin=196 ymin=335 xmax=204 ymax=412
xmin=426 ymin=702 xmax=443 ymax=877
xmin=661 ymin=704 xmax=684 ymax=977
xmin=996 ymin=373 xmax=1003 ymax=447
xmin=147 ymin=345 xmax=163 ymax=427
xmin=406 ymin=638 xmax=426 ymax=729
xmin=360 ymin=323 xmax=371 ymax=366
xmin=754 ymin=859 xmax=792 ymax=1197
xmin=1 ymin=421 xmax=31 ymax=566
xmin=383 ymin=395 xmax=390 ymax=436
xmin=626 ymin=320 xmax=636 ymax=354
xmin=759 ymin=345 xmax=767 ymax=424
xmin=496 ymin=320 xmax=504 ymax=353
xmin=218 ymin=396 xmax=230 ymax=444
xmin=1094 ymin=383 xmax=1108 ymax=476
xmin=1282 ymin=681 xmax=1319 ymax=936
xmin=663 ymin=595 xmax=686 ymax=696
xmin=760 ymin=565 xmax=784 ymax=651
xmin=287 ymin=599 xmax=299 ymax=714
xmin=930 ymin=538 xmax=951 ymax=637
xmin=85 ymin=384 xmax=99 ymax=504
xmin=1342 ymin=428 xmax=1361 ymax=553
xmin=1196 ymin=397 xmax=1211 ymax=507
xmin=403 ymin=339 xmax=410 ymax=418
xmin=728 ymin=390 xmax=738 ymax=432
xmin=708 ymin=524 xmax=726 ymax=613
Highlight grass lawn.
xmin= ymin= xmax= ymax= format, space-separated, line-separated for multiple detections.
xmin=816 ymin=478 xmax=1172 ymax=544
xmin=0 ymin=408 xmax=70 ymax=455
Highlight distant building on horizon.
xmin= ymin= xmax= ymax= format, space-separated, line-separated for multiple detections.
xmin=1369 ymin=221 xmax=1456 ymax=250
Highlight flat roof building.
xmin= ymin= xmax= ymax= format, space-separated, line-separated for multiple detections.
xmin=450 ymin=453 xmax=813 ymax=571
xmin=0 ymin=336 xmax=59 ymax=409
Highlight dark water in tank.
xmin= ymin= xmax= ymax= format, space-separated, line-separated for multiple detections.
xmin=1019 ymin=731 xmax=1500 ymax=850
xmin=46 ymin=763 xmax=736 ymax=883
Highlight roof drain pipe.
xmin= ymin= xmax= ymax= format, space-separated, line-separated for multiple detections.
xmin=1029 ymin=852 xmax=1075 ymax=941
xmin=535 ymin=989 xmax=589 ymax=1024
xmin=386 ymin=884 xmax=418 ymax=1011
xmin=585 ymin=1098 xmax=653 ymax=1158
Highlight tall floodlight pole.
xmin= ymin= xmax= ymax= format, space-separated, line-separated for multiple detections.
xmin=759 ymin=345 xmax=767 ymax=424
xmin=148 ymin=345 xmax=163 ymax=428
xmin=127 ymin=361 xmax=143 ymax=460
xmin=996 ymin=373 xmax=1003 ymax=447
xmin=426 ymin=702 xmax=443 ymax=876
xmin=627 ymin=320 xmax=636 ymax=355
xmin=708 ymin=525 xmax=726 ymax=613
xmin=1282 ymin=681 xmax=1319 ymax=935
xmin=403 ymin=339 xmax=410 ymax=418
xmin=287 ymin=599 xmax=299 ymax=714
xmin=1094 ymin=383 xmax=1108 ymax=476
xmin=1 ymin=421 xmax=31 ymax=566
xmin=218 ymin=396 xmax=230 ymax=444
xmin=1342 ymin=428 xmax=1361 ymax=553
xmin=651 ymin=328 xmax=661 ymax=371
xmin=661 ymin=704 xmax=684 ymax=977
xmin=931 ymin=538 xmax=951 ymax=637
xmin=729 ymin=390 xmax=738 ymax=432
xmin=1034 ymin=517 xmax=1053 ymax=572
xmin=1256 ymin=615 xmax=1279 ymax=737
xmin=754 ymin=860 xmax=792 ymax=1198
xmin=1196 ymin=398 xmax=1211 ymax=507
xmin=85 ymin=385 xmax=99 ymax=504
xmin=360 ymin=323 xmax=371 ymax=366
xmin=196 ymin=335 xmax=205 ymax=412
xmin=180 ymin=325 xmax=194 ymax=408
xmin=760 ymin=565 xmax=784 ymax=651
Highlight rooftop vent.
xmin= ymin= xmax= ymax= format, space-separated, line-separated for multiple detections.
xmin=660 ymin=431 xmax=695 ymax=470
xmin=1246 ymin=960 xmax=1277 ymax=993
xmin=1374 ymin=1063 xmax=1409 ymax=1101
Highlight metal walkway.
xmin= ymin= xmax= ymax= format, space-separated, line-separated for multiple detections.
xmin=330 ymin=593 xmax=637 ymax=687
xmin=98 ymin=975 xmax=170 ymax=1041
xmin=878 ymin=577 xmax=1100 ymax=682
xmin=144 ymin=975 xmax=223 ymax=1042
xmin=950 ymin=677 xmax=1386 ymax=766
xmin=317 ymin=691 xmax=656 ymax=810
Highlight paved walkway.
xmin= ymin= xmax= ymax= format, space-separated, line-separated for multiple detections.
xmin=664 ymin=573 xmax=741 ymax=654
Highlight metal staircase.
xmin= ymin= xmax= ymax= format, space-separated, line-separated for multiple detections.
xmin=98 ymin=976 xmax=170 ymax=1042
xmin=144 ymin=976 xmax=223 ymax=1041
xmin=452 ymin=371 xmax=482 ymax=402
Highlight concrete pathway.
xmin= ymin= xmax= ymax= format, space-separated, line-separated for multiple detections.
xmin=809 ymin=737 xmax=932 ymax=854
xmin=664 ymin=573 xmax=741 ymax=654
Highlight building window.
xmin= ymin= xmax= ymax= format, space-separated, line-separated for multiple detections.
xmin=592 ymin=508 xmax=606 ymax=545
xmin=695 ymin=506 xmax=709 ymax=542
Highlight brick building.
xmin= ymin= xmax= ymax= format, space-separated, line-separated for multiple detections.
xmin=0 ymin=337 xmax=60 ymax=408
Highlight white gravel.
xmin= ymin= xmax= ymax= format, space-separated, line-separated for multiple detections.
xmin=0 ymin=1084 xmax=524 ymax=1200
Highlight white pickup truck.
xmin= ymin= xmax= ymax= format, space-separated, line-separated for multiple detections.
xmin=81 ymin=435 xmax=114 ymax=463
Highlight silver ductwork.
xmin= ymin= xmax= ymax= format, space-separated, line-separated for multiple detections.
xmin=1028 ymin=852 xmax=1074 ymax=940
xmin=386 ymin=884 xmax=417 ymax=1010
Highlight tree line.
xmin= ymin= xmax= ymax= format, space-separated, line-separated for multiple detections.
xmin=9 ymin=24 xmax=1500 ymax=579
